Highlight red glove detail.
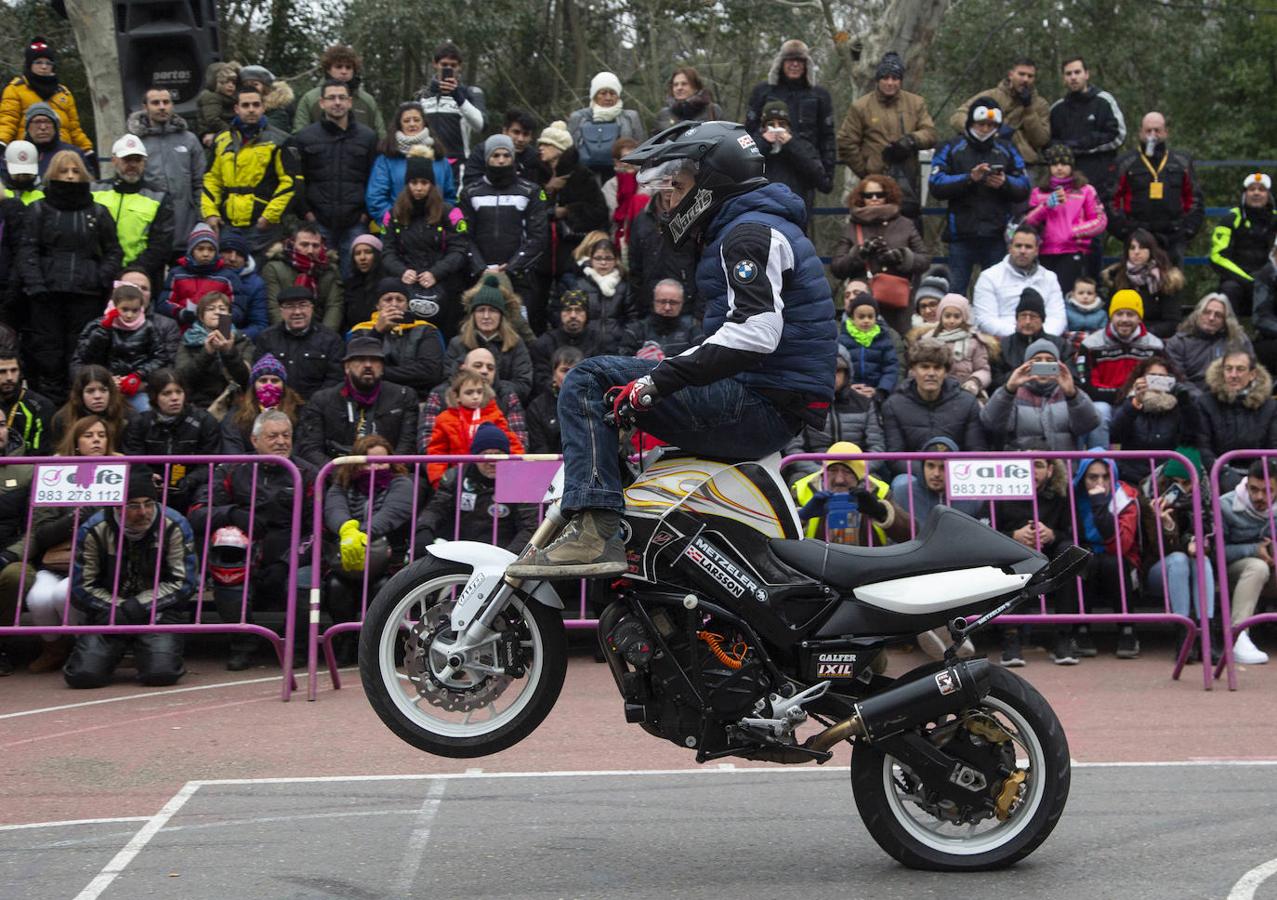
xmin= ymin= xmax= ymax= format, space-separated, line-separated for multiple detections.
xmin=118 ymin=373 xmax=142 ymax=397
xmin=612 ymin=375 xmax=658 ymax=420
xmin=101 ymin=308 xmax=120 ymax=329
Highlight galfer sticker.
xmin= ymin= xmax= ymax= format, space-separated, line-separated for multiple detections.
xmin=816 ymin=652 xmax=858 ymax=677
xmin=935 ymin=669 xmax=961 ymax=696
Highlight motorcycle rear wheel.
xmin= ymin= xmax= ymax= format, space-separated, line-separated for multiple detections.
xmin=850 ymin=665 xmax=1070 ymax=871
xmin=359 ymin=556 xmax=567 ymax=758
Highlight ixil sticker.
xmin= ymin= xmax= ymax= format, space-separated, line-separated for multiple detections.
xmin=816 ymin=652 xmax=858 ymax=678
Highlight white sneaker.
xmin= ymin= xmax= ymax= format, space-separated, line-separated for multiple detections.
xmin=1233 ymin=630 xmax=1269 ymax=665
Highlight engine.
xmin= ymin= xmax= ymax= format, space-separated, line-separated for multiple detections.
xmin=601 ymin=603 xmax=771 ymax=754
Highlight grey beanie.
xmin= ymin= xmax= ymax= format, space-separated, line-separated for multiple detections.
xmin=484 ymin=133 xmax=515 ymax=160
xmin=1024 ymin=338 xmax=1060 ymax=362
xmin=24 ymin=101 xmax=60 ymax=130
xmin=238 ymin=65 xmax=275 ymax=85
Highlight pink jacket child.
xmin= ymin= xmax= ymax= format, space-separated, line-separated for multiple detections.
xmin=1023 ymin=145 xmax=1107 ymax=255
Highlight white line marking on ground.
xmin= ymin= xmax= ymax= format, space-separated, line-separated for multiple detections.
xmin=72 ymin=782 xmax=200 ymax=900
xmin=1229 ymin=858 xmax=1277 ymax=900
xmin=0 ymin=816 xmax=150 ymax=833
xmin=392 ymin=779 xmax=447 ymax=896
xmin=0 ymin=675 xmax=284 ymax=720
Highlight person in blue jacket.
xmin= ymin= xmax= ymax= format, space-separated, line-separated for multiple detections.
xmin=218 ymin=229 xmax=269 ymax=340
xmin=507 ymin=121 xmax=837 ymax=578
xmin=837 ymin=292 xmax=899 ymax=400
xmin=365 ymin=101 xmax=456 ymax=228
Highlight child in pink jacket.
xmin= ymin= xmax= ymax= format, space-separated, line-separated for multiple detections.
xmin=1024 ymin=143 xmax=1107 ymax=296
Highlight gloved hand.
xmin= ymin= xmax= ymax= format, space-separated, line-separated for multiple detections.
xmin=117 ymin=597 xmax=148 ymax=625
xmin=852 ymin=488 xmax=889 ymax=522
xmin=797 ymin=490 xmax=831 ymax=522
xmin=101 ymin=308 xmax=120 ymax=329
xmin=338 ymin=519 xmax=367 ymax=572
xmin=613 ymin=375 xmax=659 ymax=418
xmin=118 ymin=373 xmax=142 ymax=397
xmin=1017 ymin=86 xmax=1034 ymax=107
xmin=84 ymin=150 xmax=100 ymax=179
xmin=879 ymin=247 xmax=905 ymax=269
xmin=881 ymin=136 xmax=915 ymax=164
xmin=861 ymin=236 xmax=887 ymax=259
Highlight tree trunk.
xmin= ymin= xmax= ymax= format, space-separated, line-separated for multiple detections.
xmin=63 ymin=0 xmax=125 ymax=156
xmin=855 ymin=0 xmax=952 ymax=94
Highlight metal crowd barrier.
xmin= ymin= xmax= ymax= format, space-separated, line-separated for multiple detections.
xmin=0 ymin=454 xmax=305 ymax=700
xmin=780 ymin=449 xmax=1216 ymax=690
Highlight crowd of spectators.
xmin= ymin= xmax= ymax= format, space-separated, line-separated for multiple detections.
xmin=0 ymin=36 xmax=1273 ymax=683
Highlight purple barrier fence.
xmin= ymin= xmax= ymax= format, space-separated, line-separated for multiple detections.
xmin=780 ymin=449 xmax=1215 ymax=690
xmin=1209 ymin=450 xmax=1277 ymax=690
xmin=307 ymin=454 xmax=593 ymax=700
xmin=0 ymin=454 xmax=305 ymax=700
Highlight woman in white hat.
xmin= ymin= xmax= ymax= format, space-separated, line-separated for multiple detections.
xmin=566 ymin=71 xmax=647 ymax=179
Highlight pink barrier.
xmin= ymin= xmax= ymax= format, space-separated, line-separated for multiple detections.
xmin=1209 ymin=450 xmax=1277 ymax=690
xmin=307 ymin=454 xmax=594 ymax=700
xmin=0 ymin=454 xmax=305 ymax=700
xmin=780 ymin=449 xmax=1215 ymax=690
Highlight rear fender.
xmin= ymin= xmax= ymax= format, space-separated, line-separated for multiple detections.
xmin=426 ymin=541 xmax=565 ymax=632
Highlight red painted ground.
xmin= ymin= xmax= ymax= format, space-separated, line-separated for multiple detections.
xmin=1 ymin=638 xmax=1275 ymax=827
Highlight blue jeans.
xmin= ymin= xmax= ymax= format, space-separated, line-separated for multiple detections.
xmin=557 ymin=356 xmax=796 ymax=512
xmin=946 ymin=235 xmax=1006 ymax=297
xmin=1146 ymin=551 xmax=1216 ymax=619
xmin=314 ymin=221 xmax=369 ymax=280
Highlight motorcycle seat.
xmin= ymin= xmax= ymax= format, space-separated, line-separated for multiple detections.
xmin=769 ymin=506 xmax=1045 ymax=592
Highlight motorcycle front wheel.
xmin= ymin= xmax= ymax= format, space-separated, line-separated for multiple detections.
xmin=359 ymin=555 xmax=567 ymax=758
xmin=850 ymin=665 xmax=1070 ymax=871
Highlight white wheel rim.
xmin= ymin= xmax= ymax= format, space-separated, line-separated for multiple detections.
xmin=878 ymin=695 xmax=1049 ymax=856
xmin=377 ymin=573 xmax=545 ymax=739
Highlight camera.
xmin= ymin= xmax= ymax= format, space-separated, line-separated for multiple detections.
xmin=1146 ymin=374 xmax=1176 ymax=393
xmin=988 ymin=164 xmax=1005 ymax=175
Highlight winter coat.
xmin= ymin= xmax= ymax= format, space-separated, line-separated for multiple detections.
xmin=417 ymin=78 xmax=486 ymax=161
xmin=993 ymin=462 xmax=1074 ymax=553
xmin=323 ymin=475 xmax=415 ymax=544
xmin=531 ymin=324 xmax=613 ymax=389
xmin=415 ymin=464 xmax=538 ymax=553
xmin=951 ymin=80 xmax=1052 ymax=165
xmin=981 ymin=381 xmax=1100 ymax=450
xmin=287 ymin=118 xmax=379 ymax=229
xmin=653 ymin=91 xmax=724 ymax=130
xmin=293 ymin=82 xmax=385 ymax=135
xmin=781 ymin=387 xmax=886 ymax=481
xmin=566 ymin=107 xmax=647 ymax=174
xmin=1023 ymin=182 xmax=1107 ymax=255
xmin=252 ymin=322 xmax=345 ymax=400
xmin=1071 ymin=458 xmax=1140 ymax=569
xmin=838 ymin=321 xmax=899 ymax=395
xmin=380 ymin=206 xmax=471 ymax=293
xmin=829 ymin=204 xmax=929 ymax=281
xmin=1253 ymin=260 xmax=1277 ymax=340
xmin=226 ymin=256 xmax=269 ymax=340
xmin=525 ymin=390 xmax=562 ymax=454
xmin=127 ymin=110 xmax=205 ymax=253
xmin=71 ymin=507 xmax=196 ymax=618
xmin=929 ymin=135 xmax=1030 ymax=242
xmin=745 ymin=47 xmax=836 ymax=192
xmin=923 ymin=328 xmax=997 ymax=393
xmin=793 ymin=470 xmax=913 ymax=545
xmin=425 ymin=400 xmax=525 ymax=485
xmin=201 ymin=122 xmax=295 ymax=227
xmin=558 ymin=269 xmax=638 ymax=339
xmin=458 ymin=174 xmax=549 ymax=275
xmin=347 ymin=313 xmax=445 ymax=398
xmin=1210 ymin=201 xmax=1277 ymax=284
xmin=835 ymin=88 xmax=937 ymax=192
xmin=761 ymin=131 xmax=825 ymax=208
xmin=1108 ymin=147 xmax=1204 ymax=247
xmin=626 ymin=206 xmax=698 ymax=316
xmin=536 ymin=148 xmax=609 ymax=275
xmin=444 ymin=332 xmax=533 ymax=402
xmin=121 ymin=405 xmax=222 ymax=510
xmin=1048 ymin=86 xmax=1127 ymax=195
xmin=159 ymin=257 xmax=241 ymax=321
xmin=175 ymin=329 xmax=253 ymax=408
xmin=72 ymin=317 xmax=167 ymax=381
xmin=618 ymin=314 xmax=702 ymax=359
xmin=1099 ymin=262 xmax=1185 ymax=340
xmin=1220 ymin=483 xmax=1277 ymax=563
xmin=1164 ymin=327 xmax=1254 ymax=389
xmin=0 ymin=76 xmax=92 ymax=151
xmin=261 ymin=243 xmax=344 ymax=331
xmin=296 ymin=380 xmax=419 ymax=467
xmin=191 ymin=454 xmax=317 ymax=563
xmin=90 ymin=179 xmax=174 ymax=280
xmin=1109 ymin=386 xmax=1198 ymax=484
xmin=196 ymin=88 xmax=235 ymax=143
xmin=1065 ymin=297 xmax=1108 ymax=336
xmin=462 ymin=144 xmax=540 ymax=193
xmin=365 ymin=155 xmax=456 ymax=224
xmin=19 ymin=188 xmax=123 ymax=298
xmin=418 ymin=380 xmax=527 ymax=454
xmin=0 ymin=387 xmax=53 ymax=455
xmin=29 ymin=136 xmax=85 ymax=178
xmin=1195 ymin=359 xmax=1277 ymax=474
xmin=882 ymin=376 xmax=988 ymax=454
xmin=971 ymin=257 xmax=1067 ymax=337
xmin=1077 ymin=323 xmax=1164 ymax=405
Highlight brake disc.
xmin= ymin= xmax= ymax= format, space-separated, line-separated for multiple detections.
xmin=402 ymin=601 xmax=515 ymax=713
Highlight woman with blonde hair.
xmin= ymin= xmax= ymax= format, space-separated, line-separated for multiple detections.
xmin=443 ymin=274 xmax=533 ymax=401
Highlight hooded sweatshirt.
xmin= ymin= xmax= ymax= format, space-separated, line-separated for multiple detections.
xmin=1073 ymin=454 xmax=1140 ymax=568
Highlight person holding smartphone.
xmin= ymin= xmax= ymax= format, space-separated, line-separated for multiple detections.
xmin=174 ymin=291 xmax=252 ymax=414
xmin=981 ymin=337 xmax=1098 ymax=450
xmin=416 ymin=42 xmax=485 ymax=179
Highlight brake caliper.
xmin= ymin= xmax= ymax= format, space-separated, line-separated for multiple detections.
xmin=995 ymin=769 xmax=1027 ymax=820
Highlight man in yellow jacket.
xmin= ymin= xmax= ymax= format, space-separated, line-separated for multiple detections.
xmin=202 ymin=87 xmax=294 ymax=257
xmin=792 ymin=441 xmax=913 ymax=545
xmin=0 ymin=37 xmax=95 ymax=173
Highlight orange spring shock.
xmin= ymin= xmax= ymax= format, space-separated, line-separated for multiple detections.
xmin=697 ymin=631 xmax=747 ymax=670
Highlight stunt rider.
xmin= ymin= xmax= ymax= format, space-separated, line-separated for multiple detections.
xmin=507 ymin=121 xmax=838 ymax=578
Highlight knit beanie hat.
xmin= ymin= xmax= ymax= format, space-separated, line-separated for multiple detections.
xmin=470 ymin=422 xmax=510 ymax=455
xmin=187 ymin=222 xmax=219 ymax=256
xmin=1042 ymin=143 xmax=1075 ymax=168
xmin=1024 ymin=338 xmax=1060 ymax=362
xmin=220 ymin=229 xmax=250 ymax=257
xmin=936 ymin=293 xmax=970 ymax=324
xmin=875 ymin=51 xmax=905 ymax=81
xmin=1162 ymin=446 xmax=1204 ymax=482
xmin=24 ymin=101 xmax=60 ymax=130
xmin=238 ymin=65 xmax=275 ymax=86
xmin=914 ymin=268 xmax=949 ymax=304
xmin=25 ymin=36 xmax=54 ymax=69
xmin=404 ymin=146 xmax=435 ymax=183
xmin=1244 ymin=173 xmax=1272 ymax=191
xmin=250 ymin=353 xmax=288 ymax=384
xmin=127 ymin=468 xmax=159 ymax=502
xmin=1016 ymin=288 xmax=1046 ymax=319
xmin=484 ymin=133 xmax=515 ymax=161
xmin=538 ymin=120 xmax=573 ymax=152
xmin=468 ymin=274 xmax=506 ymax=313
xmin=376 ymin=276 xmax=409 ymax=300
xmin=761 ymin=100 xmax=790 ymax=124
xmin=1109 ymin=289 xmax=1145 ymax=319
xmin=590 ymin=71 xmax=623 ymax=99
xmin=351 ymin=233 xmax=383 ymax=254
xmin=849 ymin=292 xmax=879 ymax=315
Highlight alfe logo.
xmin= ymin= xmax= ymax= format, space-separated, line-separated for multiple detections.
xmin=34 ymin=463 xmax=128 ymax=507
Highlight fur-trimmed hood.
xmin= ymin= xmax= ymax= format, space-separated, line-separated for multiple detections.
xmin=263 ymin=79 xmax=295 ymax=112
xmin=768 ymin=39 xmax=817 ymax=87
xmin=203 ymin=60 xmax=240 ymax=91
xmin=127 ymin=108 xmax=191 ymax=137
xmin=1101 ymin=261 xmax=1186 ymax=296
xmin=1205 ymin=356 xmax=1274 ymax=408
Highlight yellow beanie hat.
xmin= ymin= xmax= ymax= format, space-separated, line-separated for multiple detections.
xmin=1108 ymin=289 xmax=1144 ymax=319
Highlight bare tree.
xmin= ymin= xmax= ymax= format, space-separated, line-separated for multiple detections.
xmin=63 ymin=0 xmax=124 ymax=154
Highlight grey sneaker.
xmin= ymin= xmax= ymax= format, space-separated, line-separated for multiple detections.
xmin=505 ymin=511 xmax=628 ymax=578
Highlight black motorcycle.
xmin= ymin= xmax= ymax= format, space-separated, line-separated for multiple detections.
xmin=359 ymin=448 xmax=1088 ymax=871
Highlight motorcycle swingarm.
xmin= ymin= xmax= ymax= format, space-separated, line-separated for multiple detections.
xmin=874 ymin=729 xmax=1000 ymax=812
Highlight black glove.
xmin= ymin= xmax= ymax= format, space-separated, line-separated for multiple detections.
xmin=1017 ymin=86 xmax=1033 ymax=107
xmin=861 ymin=236 xmax=887 ymax=259
xmin=853 ymin=488 xmax=889 ymax=522
xmin=881 ymin=136 xmax=915 ymax=164
xmin=879 ymin=247 xmax=905 ymax=269
xmin=117 ymin=597 xmax=148 ymax=625
xmin=83 ymin=149 xmax=100 ymax=179
xmin=451 ymin=83 xmax=472 ymax=106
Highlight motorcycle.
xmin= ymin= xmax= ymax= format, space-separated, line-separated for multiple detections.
xmin=359 ymin=436 xmax=1089 ymax=871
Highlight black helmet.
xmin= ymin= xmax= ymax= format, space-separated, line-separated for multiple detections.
xmin=622 ymin=121 xmax=766 ymax=247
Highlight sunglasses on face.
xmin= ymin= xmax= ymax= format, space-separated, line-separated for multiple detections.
xmin=861 ymin=191 xmax=886 ymax=200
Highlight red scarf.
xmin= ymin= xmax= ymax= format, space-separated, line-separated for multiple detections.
xmin=612 ymin=171 xmax=650 ymax=250
xmin=288 ymin=240 xmax=329 ymax=295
